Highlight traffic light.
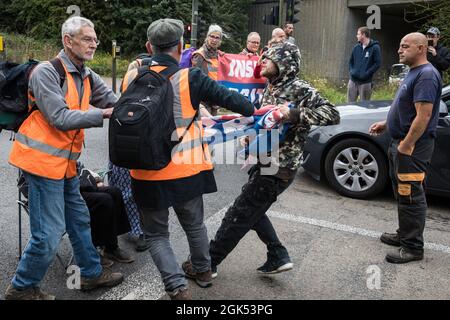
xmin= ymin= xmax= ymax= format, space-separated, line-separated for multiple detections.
xmin=184 ymin=24 xmax=191 ymax=45
xmin=286 ymin=0 xmax=301 ymax=24
xmin=263 ymin=5 xmax=279 ymax=26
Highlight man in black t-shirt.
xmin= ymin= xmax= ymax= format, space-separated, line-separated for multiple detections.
xmin=369 ymin=33 xmax=442 ymax=264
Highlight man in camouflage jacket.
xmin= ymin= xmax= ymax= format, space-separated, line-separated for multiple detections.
xmin=207 ymin=42 xmax=340 ymax=277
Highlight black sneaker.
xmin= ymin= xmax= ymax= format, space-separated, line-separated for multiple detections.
xmin=380 ymin=232 xmax=401 ymax=247
xmin=257 ymin=260 xmax=294 ymax=274
xmin=386 ymin=247 xmax=424 ymax=264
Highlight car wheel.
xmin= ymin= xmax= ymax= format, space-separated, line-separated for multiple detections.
xmin=324 ymin=138 xmax=388 ymax=199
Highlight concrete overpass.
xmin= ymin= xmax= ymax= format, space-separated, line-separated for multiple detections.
xmin=248 ymin=0 xmax=443 ymax=84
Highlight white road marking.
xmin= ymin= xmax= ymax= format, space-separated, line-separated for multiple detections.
xmin=98 ymin=205 xmax=450 ymax=300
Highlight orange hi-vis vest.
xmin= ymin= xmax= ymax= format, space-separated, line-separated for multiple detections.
xmin=121 ymin=65 xmax=213 ymax=181
xmin=193 ymin=48 xmax=218 ymax=81
xmin=9 ymin=59 xmax=91 ymax=179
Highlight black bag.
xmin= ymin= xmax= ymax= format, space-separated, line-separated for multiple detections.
xmin=109 ymin=64 xmax=191 ymax=170
xmin=0 ymin=60 xmax=39 ymax=132
xmin=0 ymin=58 xmax=85 ymax=133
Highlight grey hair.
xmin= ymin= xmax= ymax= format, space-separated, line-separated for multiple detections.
xmin=247 ymin=32 xmax=260 ymax=41
xmin=61 ymin=17 xmax=94 ymax=43
xmin=272 ymin=28 xmax=284 ymax=37
xmin=207 ymin=24 xmax=229 ymax=39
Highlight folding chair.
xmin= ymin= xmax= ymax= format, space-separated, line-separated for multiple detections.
xmin=17 ymin=170 xmax=73 ymax=270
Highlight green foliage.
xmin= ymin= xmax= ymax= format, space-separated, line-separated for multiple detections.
xmin=0 ymin=0 xmax=252 ymax=57
xmin=0 ymin=32 xmax=60 ymax=62
xmin=198 ymin=0 xmax=252 ymax=53
xmin=86 ymin=51 xmax=129 ymax=77
xmin=304 ymin=74 xmax=396 ymax=105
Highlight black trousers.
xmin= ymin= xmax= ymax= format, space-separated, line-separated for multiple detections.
xmin=388 ymin=138 xmax=435 ymax=254
xmin=81 ymin=186 xmax=131 ymax=252
xmin=210 ymin=166 xmax=294 ymax=268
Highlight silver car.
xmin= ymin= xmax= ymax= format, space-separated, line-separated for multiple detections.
xmin=301 ymin=85 xmax=450 ymax=199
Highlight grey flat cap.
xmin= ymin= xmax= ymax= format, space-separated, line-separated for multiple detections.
xmin=427 ymin=27 xmax=440 ymax=36
xmin=147 ymin=18 xmax=184 ymax=48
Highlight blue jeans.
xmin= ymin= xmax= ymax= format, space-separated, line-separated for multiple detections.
xmin=12 ymin=173 xmax=102 ymax=289
xmin=139 ymin=196 xmax=210 ymax=292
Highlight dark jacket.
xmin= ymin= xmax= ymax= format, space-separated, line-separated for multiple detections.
xmin=349 ymin=39 xmax=381 ymax=84
xmin=130 ymin=54 xmax=254 ymax=209
xmin=427 ymin=43 xmax=450 ymax=76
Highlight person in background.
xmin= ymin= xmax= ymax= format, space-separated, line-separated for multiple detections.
xmin=347 ymin=26 xmax=381 ymax=102
xmin=426 ymin=27 xmax=450 ymax=77
xmin=240 ymin=32 xmax=261 ymax=56
xmin=191 ymin=24 xmax=227 ymax=116
xmin=283 ymin=22 xmax=296 ymax=45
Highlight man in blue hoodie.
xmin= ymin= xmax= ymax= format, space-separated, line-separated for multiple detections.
xmin=347 ymin=26 xmax=381 ymax=102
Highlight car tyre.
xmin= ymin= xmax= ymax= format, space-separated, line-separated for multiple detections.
xmin=324 ymin=138 xmax=388 ymax=199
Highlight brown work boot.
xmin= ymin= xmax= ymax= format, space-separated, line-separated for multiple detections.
xmin=167 ymin=286 xmax=192 ymax=300
xmin=182 ymin=260 xmax=212 ymax=288
xmin=4 ymin=284 xmax=56 ymax=300
xmin=103 ymin=247 xmax=135 ymax=263
xmin=100 ymin=255 xmax=114 ymax=268
xmin=80 ymin=268 xmax=124 ymax=291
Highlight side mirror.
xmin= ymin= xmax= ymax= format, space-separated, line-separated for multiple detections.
xmin=439 ymin=100 xmax=448 ymax=118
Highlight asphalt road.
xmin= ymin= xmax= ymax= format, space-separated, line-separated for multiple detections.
xmin=1 ymin=116 xmax=450 ymax=300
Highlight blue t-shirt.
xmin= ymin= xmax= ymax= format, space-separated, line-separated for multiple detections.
xmin=387 ymin=63 xmax=442 ymax=140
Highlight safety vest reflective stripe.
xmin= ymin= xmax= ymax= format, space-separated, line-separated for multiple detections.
xmin=15 ymin=132 xmax=81 ymax=160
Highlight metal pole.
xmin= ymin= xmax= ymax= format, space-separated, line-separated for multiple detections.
xmin=112 ymin=40 xmax=117 ymax=94
xmin=279 ymin=0 xmax=285 ymax=27
xmin=191 ymin=0 xmax=199 ymax=48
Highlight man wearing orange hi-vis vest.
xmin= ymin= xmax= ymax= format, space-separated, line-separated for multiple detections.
xmin=5 ymin=17 xmax=123 ymax=300
xmin=120 ymin=19 xmax=253 ymax=300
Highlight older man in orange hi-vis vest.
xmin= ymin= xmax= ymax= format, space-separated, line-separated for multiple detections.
xmin=5 ymin=17 xmax=123 ymax=300
xmin=120 ymin=18 xmax=253 ymax=300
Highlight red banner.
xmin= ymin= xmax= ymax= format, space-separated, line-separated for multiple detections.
xmin=218 ymin=54 xmax=266 ymax=104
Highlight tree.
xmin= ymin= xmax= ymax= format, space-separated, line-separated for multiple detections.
xmin=198 ymin=0 xmax=252 ymax=53
xmin=0 ymin=0 xmax=252 ymax=55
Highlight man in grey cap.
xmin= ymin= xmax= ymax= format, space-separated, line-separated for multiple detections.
xmin=120 ymin=18 xmax=253 ymax=300
xmin=426 ymin=27 xmax=450 ymax=77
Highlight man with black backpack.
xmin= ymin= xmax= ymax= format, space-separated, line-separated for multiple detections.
xmin=5 ymin=16 xmax=123 ymax=300
xmin=116 ymin=18 xmax=253 ymax=300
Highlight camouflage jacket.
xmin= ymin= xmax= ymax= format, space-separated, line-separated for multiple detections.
xmin=261 ymin=43 xmax=340 ymax=174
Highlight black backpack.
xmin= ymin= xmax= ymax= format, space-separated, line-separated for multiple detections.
xmin=109 ymin=63 xmax=194 ymax=170
xmin=0 ymin=58 xmax=92 ymax=133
